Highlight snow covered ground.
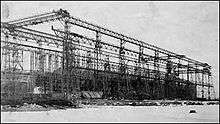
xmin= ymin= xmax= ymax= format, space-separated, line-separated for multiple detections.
xmin=1 ymin=105 xmax=219 ymax=123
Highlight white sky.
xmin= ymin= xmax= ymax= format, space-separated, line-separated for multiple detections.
xmin=1 ymin=1 xmax=219 ymax=98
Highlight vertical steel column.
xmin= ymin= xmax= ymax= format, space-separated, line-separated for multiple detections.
xmin=187 ymin=63 xmax=189 ymax=81
xmin=186 ymin=63 xmax=190 ymax=99
xmin=118 ymin=39 xmax=126 ymax=98
xmin=48 ymin=53 xmax=53 ymax=93
xmin=154 ymin=51 xmax=159 ymax=99
xmin=138 ymin=43 xmax=144 ymax=92
xmin=138 ymin=43 xmax=144 ymax=75
xmin=61 ymin=20 xmax=71 ymax=97
xmin=48 ymin=53 xmax=52 ymax=72
xmin=11 ymin=37 xmax=17 ymax=97
xmin=146 ymin=63 xmax=150 ymax=95
xmin=65 ymin=20 xmax=71 ymax=96
xmin=93 ymin=31 xmax=101 ymax=91
xmin=86 ymin=50 xmax=92 ymax=91
xmin=176 ymin=58 xmax=181 ymax=98
xmin=38 ymin=41 xmax=45 ymax=73
xmin=34 ymin=51 xmax=38 ymax=71
xmin=194 ymin=65 xmax=198 ymax=98
xmin=3 ymin=34 xmax=10 ymax=70
xmin=201 ymin=69 xmax=204 ymax=99
xmin=208 ymin=74 xmax=211 ymax=100
xmin=103 ymin=55 xmax=110 ymax=97
xmin=30 ymin=51 xmax=35 ymax=72
xmin=2 ymin=42 xmax=8 ymax=70
xmin=21 ymin=50 xmax=24 ymax=70
xmin=165 ymin=55 xmax=171 ymax=99
xmin=54 ymin=53 xmax=59 ymax=71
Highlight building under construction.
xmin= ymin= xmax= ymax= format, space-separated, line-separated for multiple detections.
xmin=1 ymin=9 xmax=216 ymax=102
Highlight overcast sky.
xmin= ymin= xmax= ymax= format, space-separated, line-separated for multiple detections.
xmin=1 ymin=1 xmax=219 ymax=98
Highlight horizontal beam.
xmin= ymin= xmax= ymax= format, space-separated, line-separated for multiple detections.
xmin=1 ymin=23 xmax=63 ymax=46
xmin=1 ymin=21 xmax=211 ymax=76
xmin=1 ymin=41 xmax=213 ymax=88
xmin=3 ymin=8 xmax=211 ymax=68
xmin=5 ymin=9 xmax=69 ymax=27
xmin=67 ymin=16 xmax=208 ymax=67
xmin=51 ymin=27 xmax=205 ymax=71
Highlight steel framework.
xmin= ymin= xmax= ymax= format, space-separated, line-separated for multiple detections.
xmin=1 ymin=9 xmax=215 ymax=100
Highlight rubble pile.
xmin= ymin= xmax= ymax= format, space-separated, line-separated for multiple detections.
xmin=1 ymin=99 xmax=219 ymax=112
xmin=80 ymin=99 xmax=219 ymax=107
xmin=1 ymin=99 xmax=80 ymax=112
xmin=1 ymin=103 xmax=49 ymax=112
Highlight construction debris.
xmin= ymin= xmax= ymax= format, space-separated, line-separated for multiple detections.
xmin=189 ymin=110 xmax=197 ymax=113
xmin=1 ymin=99 xmax=219 ymax=112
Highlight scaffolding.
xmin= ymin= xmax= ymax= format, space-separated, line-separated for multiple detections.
xmin=0 ymin=9 xmax=216 ymax=101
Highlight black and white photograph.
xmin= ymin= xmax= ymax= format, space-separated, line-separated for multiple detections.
xmin=1 ymin=1 xmax=219 ymax=123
